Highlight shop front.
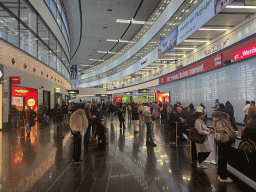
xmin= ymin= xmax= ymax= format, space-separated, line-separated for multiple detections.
xmin=43 ymin=90 xmax=51 ymax=108
xmin=54 ymin=88 xmax=62 ymax=107
xmin=157 ymin=92 xmax=170 ymax=105
xmin=132 ymin=94 xmax=155 ymax=103
xmin=11 ymin=86 xmax=38 ymax=113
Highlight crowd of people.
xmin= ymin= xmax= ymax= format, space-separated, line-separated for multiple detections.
xmin=9 ymin=98 xmax=256 ymax=183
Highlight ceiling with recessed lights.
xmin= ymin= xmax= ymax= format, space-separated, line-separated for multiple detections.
xmin=63 ymin=0 xmax=162 ymax=71
xmin=63 ymin=0 xmax=256 ymax=88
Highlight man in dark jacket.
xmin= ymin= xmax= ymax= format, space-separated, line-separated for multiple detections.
xmin=169 ymin=106 xmax=185 ymax=144
xmin=117 ymin=104 xmax=125 ymax=129
xmin=132 ymin=104 xmax=139 ymax=133
xmin=54 ymin=105 xmax=64 ymax=138
xmin=11 ymin=105 xmax=19 ymax=129
xmin=84 ymin=103 xmax=96 ymax=150
xmin=109 ymin=102 xmax=116 ymax=123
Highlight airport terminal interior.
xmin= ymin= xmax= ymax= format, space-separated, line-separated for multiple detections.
xmin=1 ymin=0 xmax=256 ymax=191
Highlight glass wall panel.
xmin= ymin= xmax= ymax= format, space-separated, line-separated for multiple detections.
xmin=0 ymin=7 xmax=9 ymax=41
xmin=2 ymin=0 xmax=18 ymax=17
xmin=57 ymin=58 xmax=61 ymax=73
xmin=38 ymin=41 xmax=49 ymax=65
xmin=49 ymin=0 xmax=57 ymax=18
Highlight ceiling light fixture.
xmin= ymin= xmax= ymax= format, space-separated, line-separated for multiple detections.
xmin=184 ymin=39 xmax=208 ymax=42
xmin=199 ymin=28 xmax=228 ymax=31
xmin=166 ymin=53 xmax=184 ymax=56
xmin=116 ymin=19 xmax=145 ymax=24
xmin=174 ymin=47 xmax=195 ymax=50
xmin=226 ymin=5 xmax=256 ymax=9
xmin=107 ymin=39 xmax=129 ymax=43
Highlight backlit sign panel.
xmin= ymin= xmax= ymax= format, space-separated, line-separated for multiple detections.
xmin=234 ymin=44 xmax=256 ymax=61
xmin=10 ymin=76 xmax=20 ymax=84
xmin=138 ymin=89 xmax=149 ymax=93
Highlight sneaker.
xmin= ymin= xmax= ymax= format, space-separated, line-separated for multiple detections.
xmin=210 ymin=160 xmax=217 ymax=165
xmin=220 ymin=177 xmax=233 ymax=183
xmin=73 ymin=159 xmax=84 ymax=164
xmin=198 ymin=165 xmax=208 ymax=169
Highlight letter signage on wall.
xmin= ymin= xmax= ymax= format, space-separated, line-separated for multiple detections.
xmin=138 ymin=89 xmax=149 ymax=93
xmin=234 ymin=44 xmax=256 ymax=61
xmin=10 ymin=76 xmax=20 ymax=84
xmin=159 ymin=52 xmax=225 ymax=84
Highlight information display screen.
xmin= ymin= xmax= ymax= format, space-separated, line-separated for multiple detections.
xmin=157 ymin=57 xmax=256 ymax=124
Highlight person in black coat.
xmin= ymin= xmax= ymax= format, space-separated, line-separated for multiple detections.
xmin=132 ymin=104 xmax=139 ymax=133
xmin=169 ymin=106 xmax=185 ymax=144
xmin=94 ymin=107 xmax=107 ymax=150
xmin=117 ymin=104 xmax=125 ymax=129
xmin=242 ymin=114 xmax=256 ymax=141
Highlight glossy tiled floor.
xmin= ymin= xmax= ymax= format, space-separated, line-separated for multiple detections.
xmin=2 ymin=114 xmax=256 ymax=192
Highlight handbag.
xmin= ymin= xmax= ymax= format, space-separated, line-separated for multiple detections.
xmin=189 ymin=127 xmax=205 ymax=143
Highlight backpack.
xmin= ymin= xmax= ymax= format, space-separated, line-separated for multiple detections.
xmin=238 ymin=138 xmax=256 ymax=163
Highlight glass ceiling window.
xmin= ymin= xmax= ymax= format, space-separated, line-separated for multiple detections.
xmin=44 ymin=0 xmax=70 ymax=51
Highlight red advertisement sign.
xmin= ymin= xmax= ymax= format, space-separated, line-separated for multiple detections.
xmin=234 ymin=44 xmax=256 ymax=61
xmin=159 ymin=54 xmax=224 ymax=85
xmin=11 ymin=76 xmax=21 ymax=84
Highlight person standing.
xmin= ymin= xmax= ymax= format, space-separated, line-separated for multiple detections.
xmin=246 ymin=101 xmax=256 ymax=123
xmin=117 ymin=104 xmax=125 ymax=129
xmin=11 ymin=105 xmax=19 ymax=129
xmin=127 ymin=103 xmax=132 ymax=120
xmin=144 ymin=106 xmax=156 ymax=147
xmin=138 ymin=103 xmax=144 ymax=127
xmin=212 ymin=106 xmax=238 ymax=182
xmin=213 ymin=99 xmax=220 ymax=111
xmin=243 ymin=101 xmax=250 ymax=124
xmin=109 ymin=102 xmax=116 ymax=123
xmin=25 ymin=107 xmax=32 ymax=138
xmin=54 ymin=105 xmax=64 ymax=138
xmin=84 ymin=103 xmax=96 ymax=151
xmin=132 ymin=103 xmax=139 ymax=133
xmin=194 ymin=112 xmax=213 ymax=168
xmin=70 ymin=108 xmax=88 ymax=164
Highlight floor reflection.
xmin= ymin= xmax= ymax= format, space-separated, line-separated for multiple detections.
xmin=1 ymin=115 xmax=255 ymax=191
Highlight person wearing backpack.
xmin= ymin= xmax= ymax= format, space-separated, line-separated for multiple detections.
xmin=212 ymin=104 xmax=238 ymax=183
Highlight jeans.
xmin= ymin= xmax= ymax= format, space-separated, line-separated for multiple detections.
xmin=110 ymin=112 xmax=115 ymax=122
xmin=217 ymin=142 xmax=231 ymax=180
xmin=26 ymin=122 xmax=30 ymax=133
xmin=56 ymin=122 xmax=63 ymax=136
xmin=146 ymin=122 xmax=153 ymax=142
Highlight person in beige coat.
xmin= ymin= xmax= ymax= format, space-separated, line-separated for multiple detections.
xmin=138 ymin=103 xmax=144 ymax=126
xmin=70 ymin=108 xmax=88 ymax=164
xmin=194 ymin=112 xmax=213 ymax=169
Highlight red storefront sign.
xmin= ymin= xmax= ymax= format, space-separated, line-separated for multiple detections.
xmin=234 ymin=44 xmax=256 ymax=61
xmin=11 ymin=76 xmax=21 ymax=84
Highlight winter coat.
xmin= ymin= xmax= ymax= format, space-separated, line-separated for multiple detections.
xmin=54 ymin=109 xmax=63 ymax=123
xmin=138 ymin=105 xmax=144 ymax=114
xmin=70 ymin=109 xmax=88 ymax=132
xmin=84 ymin=108 xmax=93 ymax=123
xmin=132 ymin=106 xmax=139 ymax=120
xmin=117 ymin=107 xmax=125 ymax=122
xmin=144 ymin=107 xmax=152 ymax=123
xmin=212 ymin=111 xmax=237 ymax=144
xmin=168 ymin=111 xmax=181 ymax=128
xmin=109 ymin=103 xmax=116 ymax=112
xmin=194 ymin=119 xmax=212 ymax=153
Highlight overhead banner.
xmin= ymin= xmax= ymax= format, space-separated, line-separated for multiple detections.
xmin=158 ymin=28 xmax=178 ymax=58
xmin=158 ymin=0 xmax=232 ymax=57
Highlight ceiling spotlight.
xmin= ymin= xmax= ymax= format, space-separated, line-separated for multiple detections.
xmin=199 ymin=28 xmax=228 ymax=31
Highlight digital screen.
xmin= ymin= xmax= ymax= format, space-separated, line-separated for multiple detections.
xmin=157 ymin=57 xmax=256 ymax=124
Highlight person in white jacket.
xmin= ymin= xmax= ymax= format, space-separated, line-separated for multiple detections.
xmin=70 ymin=108 xmax=88 ymax=164
xmin=144 ymin=106 xmax=156 ymax=147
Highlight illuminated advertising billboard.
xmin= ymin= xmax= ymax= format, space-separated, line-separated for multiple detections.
xmin=158 ymin=28 xmax=178 ymax=58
